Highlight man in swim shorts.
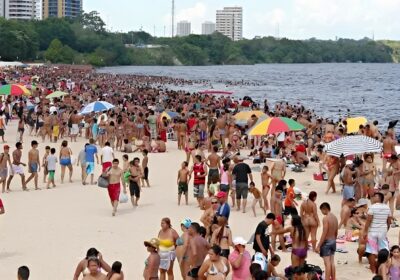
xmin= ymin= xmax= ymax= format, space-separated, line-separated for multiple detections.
xmin=25 ymin=140 xmax=40 ymax=190
xmin=317 ymin=202 xmax=338 ymax=280
xmin=106 ymin=158 xmax=124 ymax=216
xmin=187 ymin=222 xmax=208 ymax=280
xmin=7 ymin=142 xmax=27 ymax=191
xmin=0 ymin=145 xmax=12 ymax=193
xmin=190 ymin=155 xmax=207 ymax=207
xmin=82 ymin=139 xmax=98 ymax=185
xmin=342 ymin=160 xmax=356 ymax=204
xmin=177 ymin=161 xmax=190 ymax=206
xmin=129 ymin=157 xmax=141 ymax=206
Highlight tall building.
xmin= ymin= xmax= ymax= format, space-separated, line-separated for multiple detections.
xmin=35 ymin=0 xmax=42 ymax=19
xmin=216 ymin=6 xmax=243 ymax=41
xmin=43 ymin=0 xmax=82 ymax=19
xmin=176 ymin=20 xmax=191 ymax=37
xmin=202 ymin=21 xmax=215 ymax=35
xmin=2 ymin=0 xmax=35 ymax=20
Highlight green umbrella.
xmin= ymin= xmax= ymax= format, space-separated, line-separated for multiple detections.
xmin=45 ymin=91 xmax=69 ymax=99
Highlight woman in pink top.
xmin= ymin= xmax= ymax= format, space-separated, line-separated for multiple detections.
xmin=219 ymin=159 xmax=230 ymax=193
xmin=228 ymin=237 xmax=251 ymax=280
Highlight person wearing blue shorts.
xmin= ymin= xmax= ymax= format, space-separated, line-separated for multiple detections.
xmin=82 ymin=139 xmax=98 ymax=185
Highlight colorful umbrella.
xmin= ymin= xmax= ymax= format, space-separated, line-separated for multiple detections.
xmin=0 ymin=84 xmax=31 ymax=96
xmin=160 ymin=111 xmax=179 ymax=120
xmin=80 ymin=101 xmax=115 ymax=114
xmin=46 ymin=91 xmax=69 ymax=99
xmin=247 ymin=117 xmax=305 ymax=136
xmin=234 ymin=110 xmax=266 ymax=121
xmin=346 ymin=117 xmax=367 ymax=134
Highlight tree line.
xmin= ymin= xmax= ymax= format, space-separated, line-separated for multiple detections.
xmin=0 ymin=11 xmax=395 ymax=66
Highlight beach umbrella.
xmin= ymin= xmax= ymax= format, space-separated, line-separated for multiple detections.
xmin=247 ymin=117 xmax=304 ymax=136
xmin=199 ymin=90 xmax=233 ymax=95
xmin=234 ymin=110 xmax=266 ymax=121
xmin=346 ymin=117 xmax=367 ymax=133
xmin=0 ymin=84 xmax=31 ymax=96
xmin=46 ymin=91 xmax=69 ymax=99
xmin=80 ymin=101 xmax=115 ymax=114
xmin=324 ymin=135 xmax=382 ymax=157
xmin=160 ymin=111 xmax=179 ymax=120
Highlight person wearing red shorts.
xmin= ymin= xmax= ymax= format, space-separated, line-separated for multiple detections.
xmin=105 ymin=159 xmax=125 ymax=216
xmin=101 ymin=142 xmax=114 ymax=172
xmin=0 ymin=197 xmax=4 ymax=215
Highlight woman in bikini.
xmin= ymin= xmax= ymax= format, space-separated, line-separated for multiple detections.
xmin=198 ymin=245 xmax=230 ymax=280
xmin=115 ymin=119 xmax=125 ymax=151
xmin=270 ymin=159 xmax=286 ymax=195
xmin=73 ymin=248 xmax=111 ymax=280
xmin=176 ymin=219 xmax=191 ymax=279
xmin=106 ymin=121 xmax=116 ymax=149
xmin=98 ymin=115 xmax=108 ymax=147
xmin=261 ymin=166 xmax=271 ymax=211
xmin=273 ymin=215 xmax=309 ymax=267
xmin=386 ymin=154 xmax=400 ymax=217
xmin=157 ymin=217 xmax=179 ymax=280
xmin=210 ymin=217 xmax=232 ymax=259
xmin=300 ymin=191 xmax=319 ymax=251
xmin=326 ymin=155 xmax=339 ymax=194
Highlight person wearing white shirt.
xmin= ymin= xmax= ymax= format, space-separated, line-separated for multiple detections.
xmin=101 ymin=142 xmax=114 ymax=172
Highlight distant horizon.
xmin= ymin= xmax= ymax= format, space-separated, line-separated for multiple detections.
xmin=84 ymin=0 xmax=400 ymax=40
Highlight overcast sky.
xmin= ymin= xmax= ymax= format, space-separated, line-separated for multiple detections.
xmin=84 ymin=0 xmax=400 ymax=40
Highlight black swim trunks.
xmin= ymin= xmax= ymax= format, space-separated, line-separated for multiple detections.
xmin=144 ymin=167 xmax=149 ymax=180
xmin=178 ymin=182 xmax=188 ymax=195
xmin=320 ymin=239 xmax=336 ymax=257
xmin=187 ymin=266 xmax=200 ymax=278
xmin=129 ymin=181 xmax=140 ymax=198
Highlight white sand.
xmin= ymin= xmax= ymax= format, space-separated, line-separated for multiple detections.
xmin=0 ymin=120 xmax=397 ymax=280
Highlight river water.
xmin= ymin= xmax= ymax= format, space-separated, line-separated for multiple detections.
xmin=98 ymin=64 xmax=399 ymax=125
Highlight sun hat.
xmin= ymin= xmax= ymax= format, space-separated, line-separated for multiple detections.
xmin=233 ymin=236 xmax=247 ymax=246
xmin=345 ymin=160 xmax=353 ymax=165
xmin=216 ymin=191 xmax=227 ymax=199
xmin=144 ymin=238 xmax=160 ymax=249
xmin=181 ymin=218 xmax=192 ymax=229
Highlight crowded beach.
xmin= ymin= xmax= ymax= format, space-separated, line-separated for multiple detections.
xmin=0 ymin=64 xmax=399 ymax=280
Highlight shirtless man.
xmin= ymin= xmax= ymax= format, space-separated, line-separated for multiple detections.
xmin=216 ymin=113 xmax=227 ymax=149
xmin=261 ymin=166 xmax=271 ymax=211
xmin=176 ymin=119 xmax=187 ymax=150
xmin=270 ymin=186 xmax=286 ymax=251
xmin=316 ymin=202 xmax=338 ymax=280
xmin=25 ymin=140 xmax=40 ymax=190
xmin=7 ymin=142 xmax=27 ymax=191
xmin=338 ymin=198 xmax=356 ymax=229
xmin=342 ymin=160 xmax=357 ymax=205
xmin=200 ymin=198 xmax=215 ymax=238
xmin=187 ymin=222 xmax=209 ymax=280
xmin=206 ymin=146 xmax=221 ymax=188
xmin=361 ymin=153 xmax=376 ymax=198
xmin=0 ymin=145 xmax=13 ymax=193
xmin=70 ymin=110 xmax=83 ymax=142
xmin=177 ymin=161 xmax=190 ymax=205
xmin=382 ymin=132 xmax=397 ymax=170
xmin=129 ymin=158 xmax=142 ymax=206
xmin=105 ymin=159 xmax=124 ymax=216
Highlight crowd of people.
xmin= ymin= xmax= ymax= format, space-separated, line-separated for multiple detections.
xmin=0 ymin=64 xmax=399 ymax=280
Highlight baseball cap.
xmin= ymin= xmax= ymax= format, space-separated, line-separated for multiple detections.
xmin=356 ymin=198 xmax=369 ymax=208
xmin=345 ymin=160 xmax=353 ymax=165
xmin=216 ymin=191 xmax=227 ymax=199
xmin=181 ymin=218 xmax=192 ymax=229
xmin=233 ymin=236 xmax=247 ymax=246
xmin=3 ymin=145 xmax=10 ymax=150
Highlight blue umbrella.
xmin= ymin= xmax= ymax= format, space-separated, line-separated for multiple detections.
xmin=80 ymin=101 xmax=115 ymax=114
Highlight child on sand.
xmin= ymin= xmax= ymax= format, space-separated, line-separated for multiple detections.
xmin=141 ymin=149 xmax=150 ymax=187
xmin=266 ymin=255 xmax=287 ymax=279
xmin=122 ymin=154 xmax=130 ymax=189
xmin=42 ymin=146 xmax=50 ymax=183
xmin=249 ymin=182 xmax=266 ymax=217
xmin=177 ymin=161 xmax=190 ymax=205
xmin=46 ymin=148 xmax=57 ymax=189
xmin=208 ymin=175 xmax=220 ymax=197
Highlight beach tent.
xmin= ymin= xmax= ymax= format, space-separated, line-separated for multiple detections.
xmin=324 ymin=135 xmax=382 ymax=157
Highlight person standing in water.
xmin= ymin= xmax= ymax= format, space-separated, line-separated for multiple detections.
xmin=105 ymin=159 xmax=124 ymax=216
xmin=25 ymin=140 xmax=40 ymax=190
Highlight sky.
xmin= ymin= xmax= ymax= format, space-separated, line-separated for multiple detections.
xmin=83 ymin=0 xmax=400 ymax=40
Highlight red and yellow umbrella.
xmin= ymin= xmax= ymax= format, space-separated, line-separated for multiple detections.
xmin=247 ymin=117 xmax=305 ymax=136
xmin=0 ymin=84 xmax=31 ymax=96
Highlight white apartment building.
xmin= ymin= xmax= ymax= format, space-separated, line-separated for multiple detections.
xmin=202 ymin=21 xmax=216 ymax=35
xmin=35 ymin=0 xmax=41 ymax=19
xmin=216 ymin=6 xmax=243 ymax=41
xmin=177 ymin=20 xmax=191 ymax=37
xmin=0 ymin=0 xmax=5 ymax=17
xmin=3 ymin=0 xmax=35 ymax=19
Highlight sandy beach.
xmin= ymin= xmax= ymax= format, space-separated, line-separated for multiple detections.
xmin=0 ymin=115 xmax=396 ymax=280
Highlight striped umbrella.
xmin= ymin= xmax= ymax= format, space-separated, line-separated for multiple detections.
xmin=80 ymin=101 xmax=115 ymax=114
xmin=324 ymin=135 xmax=382 ymax=157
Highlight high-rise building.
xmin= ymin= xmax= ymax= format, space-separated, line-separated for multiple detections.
xmin=216 ymin=6 xmax=243 ymax=41
xmin=202 ymin=21 xmax=215 ymax=35
xmin=43 ymin=0 xmax=82 ymax=19
xmin=35 ymin=0 xmax=42 ymax=19
xmin=176 ymin=20 xmax=191 ymax=37
xmin=2 ymin=0 xmax=35 ymax=20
